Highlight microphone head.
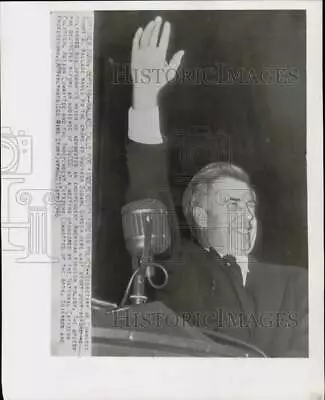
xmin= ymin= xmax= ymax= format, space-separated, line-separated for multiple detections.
xmin=121 ymin=198 xmax=171 ymax=257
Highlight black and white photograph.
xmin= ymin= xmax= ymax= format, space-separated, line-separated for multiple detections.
xmin=91 ymin=10 xmax=308 ymax=357
xmin=2 ymin=1 xmax=324 ymax=399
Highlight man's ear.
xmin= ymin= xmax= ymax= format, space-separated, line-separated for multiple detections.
xmin=192 ymin=206 xmax=208 ymax=228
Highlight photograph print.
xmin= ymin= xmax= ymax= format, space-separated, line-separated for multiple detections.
xmin=91 ymin=10 xmax=308 ymax=357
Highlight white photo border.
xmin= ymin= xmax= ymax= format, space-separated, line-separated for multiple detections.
xmin=1 ymin=1 xmax=323 ymax=400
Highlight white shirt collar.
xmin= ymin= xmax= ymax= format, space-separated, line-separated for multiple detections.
xmin=205 ymin=248 xmax=249 ymax=286
xmin=235 ymin=256 xmax=249 ymax=286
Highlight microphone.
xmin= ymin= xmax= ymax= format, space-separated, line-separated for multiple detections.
xmin=121 ymin=198 xmax=171 ymax=305
xmin=121 ymin=198 xmax=171 ymax=257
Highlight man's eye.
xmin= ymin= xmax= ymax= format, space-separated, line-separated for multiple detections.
xmin=215 ymin=192 xmax=229 ymax=205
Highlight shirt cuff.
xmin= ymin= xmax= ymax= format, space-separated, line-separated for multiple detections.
xmin=128 ymin=107 xmax=163 ymax=144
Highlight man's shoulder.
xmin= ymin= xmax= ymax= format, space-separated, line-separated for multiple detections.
xmin=181 ymin=238 xmax=206 ymax=254
xmin=249 ymin=257 xmax=308 ymax=288
xmin=180 ymin=238 xmax=214 ymax=266
xmin=169 ymin=238 xmax=212 ymax=274
xmin=247 ymin=259 xmax=308 ymax=314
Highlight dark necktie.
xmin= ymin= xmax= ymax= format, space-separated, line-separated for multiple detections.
xmin=208 ymin=249 xmax=255 ymax=341
xmin=222 ymin=255 xmax=244 ymax=287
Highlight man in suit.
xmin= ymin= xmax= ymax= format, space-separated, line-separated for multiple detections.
xmin=125 ymin=16 xmax=308 ymax=357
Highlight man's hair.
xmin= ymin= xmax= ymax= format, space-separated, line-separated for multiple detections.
xmin=182 ymin=162 xmax=254 ymax=241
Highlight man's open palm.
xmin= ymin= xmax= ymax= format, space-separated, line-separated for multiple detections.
xmin=131 ymin=17 xmax=184 ymax=109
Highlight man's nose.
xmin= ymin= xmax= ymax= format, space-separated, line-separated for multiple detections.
xmin=246 ymin=205 xmax=255 ymax=222
xmin=230 ymin=209 xmax=250 ymax=228
xmin=238 ymin=205 xmax=255 ymax=224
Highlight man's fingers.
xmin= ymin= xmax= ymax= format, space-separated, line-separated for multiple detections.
xmin=149 ymin=16 xmax=162 ymax=48
xmin=158 ymin=21 xmax=171 ymax=57
xmin=168 ymin=50 xmax=185 ymax=71
xmin=132 ymin=27 xmax=143 ymax=58
xmin=140 ymin=20 xmax=155 ymax=48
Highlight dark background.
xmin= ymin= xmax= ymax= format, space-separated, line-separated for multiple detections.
xmin=92 ymin=10 xmax=307 ymax=303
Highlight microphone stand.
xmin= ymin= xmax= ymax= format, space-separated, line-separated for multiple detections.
xmin=130 ymin=215 xmax=153 ymax=305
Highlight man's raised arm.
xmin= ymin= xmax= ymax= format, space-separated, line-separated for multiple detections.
xmin=126 ymin=17 xmax=184 ymax=248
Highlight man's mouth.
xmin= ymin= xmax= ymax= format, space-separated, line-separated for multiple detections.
xmin=229 ymin=216 xmax=252 ymax=235
xmin=229 ymin=221 xmax=251 ymax=235
xmin=237 ymin=228 xmax=250 ymax=235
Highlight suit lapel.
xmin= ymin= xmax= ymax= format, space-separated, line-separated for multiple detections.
xmin=207 ymin=250 xmax=257 ymax=340
xmin=247 ymin=257 xmax=287 ymax=312
xmin=246 ymin=257 xmax=289 ymax=350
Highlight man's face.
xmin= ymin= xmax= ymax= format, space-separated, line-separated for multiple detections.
xmin=204 ymin=177 xmax=257 ymax=257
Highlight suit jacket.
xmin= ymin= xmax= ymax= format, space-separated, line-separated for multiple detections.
xmin=126 ymin=140 xmax=308 ymax=357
